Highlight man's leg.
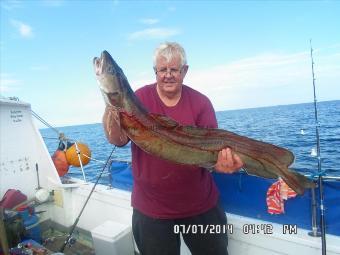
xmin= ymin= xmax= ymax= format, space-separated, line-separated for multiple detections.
xmin=177 ymin=205 xmax=228 ymax=255
xmin=132 ymin=209 xmax=181 ymax=255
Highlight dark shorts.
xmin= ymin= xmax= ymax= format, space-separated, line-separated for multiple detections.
xmin=132 ymin=205 xmax=228 ymax=255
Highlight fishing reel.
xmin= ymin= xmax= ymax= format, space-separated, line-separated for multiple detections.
xmin=67 ymin=235 xmax=77 ymax=247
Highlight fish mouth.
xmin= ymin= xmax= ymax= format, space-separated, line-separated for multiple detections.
xmin=93 ymin=56 xmax=101 ymax=76
xmin=93 ymin=51 xmax=123 ymax=77
xmin=93 ymin=51 xmax=110 ymax=76
xmin=94 ymin=51 xmax=127 ymax=98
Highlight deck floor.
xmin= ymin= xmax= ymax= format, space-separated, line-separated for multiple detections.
xmin=44 ymin=238 xmax=95 ymax=255
xmin=42 ymin=227 xmax=95 ymax=255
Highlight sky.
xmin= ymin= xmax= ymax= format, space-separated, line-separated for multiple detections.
xmin=1 ymin=0 xmax=339 ymax=128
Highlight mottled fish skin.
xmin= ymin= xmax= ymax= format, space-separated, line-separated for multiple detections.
xmin=94 ymin=50 xmax=315 ymax=195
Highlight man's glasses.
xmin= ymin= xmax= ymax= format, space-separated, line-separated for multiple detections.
xmin=155 ymin=67 xmax=183 ymax=77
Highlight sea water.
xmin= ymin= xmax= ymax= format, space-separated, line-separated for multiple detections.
xmin=40 ymin=100 xmax=340 ymax=184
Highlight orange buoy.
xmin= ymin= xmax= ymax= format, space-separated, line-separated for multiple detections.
xmin=65 ymin=142 xmax=91 ymax=167
xmin=52 ymin=150 xmax=70 ymax=176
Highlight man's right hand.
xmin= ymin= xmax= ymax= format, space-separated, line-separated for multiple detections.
xmin=103 ymin=105 xmax=129 ymax=146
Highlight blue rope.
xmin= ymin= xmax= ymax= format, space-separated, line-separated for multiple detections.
xmin=310 ymin=169 xmax=327 ymax=179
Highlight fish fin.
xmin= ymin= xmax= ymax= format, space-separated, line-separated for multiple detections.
xmin=222 ymin=129 xmax=295 ymax=167
xmin=289 ymin=170 xmax=316 ymax=189
xmin=150 ymin=113 xmax=179 ymax=128
xmin=280 ymin=169 xmax=316 ymax=195
xmin=225 ymin=131 xmax=296 ymax=167
xmin=176 ymin=125 xmax=296 ymax=167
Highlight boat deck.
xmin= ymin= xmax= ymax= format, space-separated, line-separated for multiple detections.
xmin=41 ymin=222 xmax=95 ymax=255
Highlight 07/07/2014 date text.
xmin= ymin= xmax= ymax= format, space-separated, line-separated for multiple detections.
xmin=173 ymin=224 xmax=298 ymax=235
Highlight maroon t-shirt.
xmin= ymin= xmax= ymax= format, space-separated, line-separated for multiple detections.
xmin=131 ymin=83 xmax=219 ymax=219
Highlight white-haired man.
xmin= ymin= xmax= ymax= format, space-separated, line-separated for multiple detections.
xmin=103 ymin=42 xmax=243 ymax=255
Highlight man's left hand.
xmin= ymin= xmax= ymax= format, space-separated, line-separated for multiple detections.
xmin=214 ymin=148 xmax=243 ymax=173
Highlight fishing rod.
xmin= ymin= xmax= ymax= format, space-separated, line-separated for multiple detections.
xmin=310 ymin=40 xmax=326 ymax=255
xmin=59 ymin=146 xmax=116 ymax=253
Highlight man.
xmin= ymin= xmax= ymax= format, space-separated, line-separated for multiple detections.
xmin=103 ymin=42 xmax=243 ymax=255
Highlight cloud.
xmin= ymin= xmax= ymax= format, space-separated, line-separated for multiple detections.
xmin=0 ymin=73 xmax=21 ymax=93
xmin=111 ymin=48 xmax=339 ymax=112
xmin=140 ymin=18 xmax=159 ymax=25
xmin=188 ymin=52 xmax=310 ymax=90
xmin=30 ymin=65 xmax=48 ymax=71
xmin=10 ymin=19 xmax=33 ymax=38
xmin=41 ymin=0 xmax=64 ymax=7
xmin=38 ymin=87 xmax=105 ymax=127
xmin=1 ymin=0 xmax=24 ymax=11
xmin=167 ymin=6 xmax=176 ymax=12
xmin=184 ymin=50 xmax=340 ymax=110
xmin=128 ymin=27 xmax=180 ymax=41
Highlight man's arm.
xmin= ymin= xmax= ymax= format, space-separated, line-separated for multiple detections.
xmin=102 ymin=105 xmax=129 ymax=146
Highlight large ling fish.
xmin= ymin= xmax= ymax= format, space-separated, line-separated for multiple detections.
xmin=93 ymin=50 xmax=315 ymax=195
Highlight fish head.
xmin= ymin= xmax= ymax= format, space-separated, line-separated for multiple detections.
xmin=93 ymin=51 xmax=126 ymax=109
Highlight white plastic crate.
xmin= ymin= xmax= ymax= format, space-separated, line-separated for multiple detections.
xmin=91 ymin=220 xmax=134 ymax=255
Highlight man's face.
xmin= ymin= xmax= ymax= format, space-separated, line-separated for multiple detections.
xmin=155 ymin=54 xmax=188 ymax=96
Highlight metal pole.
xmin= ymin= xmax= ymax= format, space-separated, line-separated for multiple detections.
xmin=35 ymin=163 xmax=41 ymax=190
xmin=308 ymin=186 xmax=321 ymax=237
xmin=310 ymin=40 xmax=326 ymax=254
xmin=74 ymin=142 xmax=87 ymax=182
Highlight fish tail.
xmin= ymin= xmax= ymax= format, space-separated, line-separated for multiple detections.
xmin=282 ymin=169 xmax=316 ymax=195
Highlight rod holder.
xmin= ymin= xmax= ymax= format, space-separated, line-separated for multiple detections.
xmin=308 ymin=185 xmax=321 ymax=237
